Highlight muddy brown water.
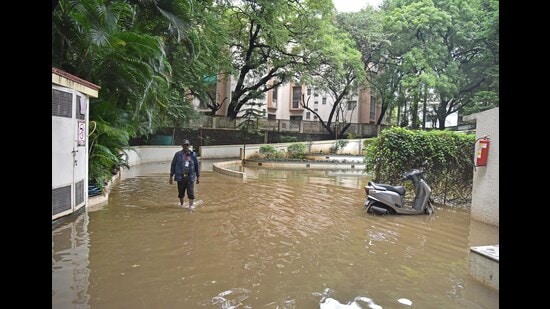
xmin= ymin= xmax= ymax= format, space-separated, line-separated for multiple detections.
xmin=52 ymin=161 xmax=498 ymax=308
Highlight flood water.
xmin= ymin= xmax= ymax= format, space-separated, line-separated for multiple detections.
xmin=52 ymin=161 xmax=499 ymax=309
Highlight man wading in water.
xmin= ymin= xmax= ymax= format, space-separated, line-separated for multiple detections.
xmin=169 ymin=139 xmax=200 ymax=208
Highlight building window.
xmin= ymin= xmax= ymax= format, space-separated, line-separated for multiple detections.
xmin=370 ymin=96 xmax=376 ymax=121
xmin=322 ymin=97 xmax=327 ymax=105
xmin=292 ymin=86 xmax=302 ymax=109
xmin=272 ymin=87 xmax=278 ymax=108
xmin=306 ymin=112 xmax=310 ymax=120
xmin=347 ymin=100 xmax=357 ymax=111
xmin=307 ymin=88 xmax=311 ymax=95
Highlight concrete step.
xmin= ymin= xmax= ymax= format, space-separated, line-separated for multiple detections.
xmin=469 ymin=244 xmax=499 ymax=290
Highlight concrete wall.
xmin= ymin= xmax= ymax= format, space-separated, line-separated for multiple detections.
xmin=126 ymin=145 xmax=181 ymax=167
xmin=212 ymin=160 xmax=245 ymax=178
xmin=199 ymin=139 xmax=367 ymax=160
xmin=468 ymin=108 xmax=499 ymax=226
xmin=125 ymin=139 xmax=366 ymax=164
xmin=123 ymin=139 xmax=367 ymax=168
xmin=197 ymin=144 xmax=241 ymax=159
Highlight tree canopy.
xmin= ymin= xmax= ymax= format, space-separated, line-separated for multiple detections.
xmin=337 ymin=0 xmax=498 ymax=129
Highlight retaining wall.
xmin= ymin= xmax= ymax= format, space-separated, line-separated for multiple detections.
xmin=122 ymin=139 xmax=367 ymax=164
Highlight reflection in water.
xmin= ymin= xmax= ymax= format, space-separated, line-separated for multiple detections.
xmin=52 ymin=210 xmax=91 ymax=308
xmin=52 ymin=161 xmax=498 ymax=308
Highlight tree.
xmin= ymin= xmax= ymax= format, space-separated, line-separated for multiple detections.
xmin=298 ymin=20 xmax=366 ymax=138
xmin=382 ymin=0 xmax=499 ymax=129
xmin=338 ymin=0 xmax=498 ymax=130
xmin=155 ymin=0 xmax=233 ymax=117
xmin=223 ymin=0 xmax=335 ymax=119
xmin=336 ymin=6 xmax=403 ymax=130
xmin=52 ymin=0 xmax=172 ymax=186
xmin=238 ymin=101 xmax=266 ymax=137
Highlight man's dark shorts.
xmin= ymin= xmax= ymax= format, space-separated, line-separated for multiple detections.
xmin=177 ymin=176 xmax=195 ymax=199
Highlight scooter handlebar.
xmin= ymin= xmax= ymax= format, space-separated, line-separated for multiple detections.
xmin=397 ymin=169 xmax=427 ymax=185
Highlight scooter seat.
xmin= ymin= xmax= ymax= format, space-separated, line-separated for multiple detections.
xmin=369 ymin=182 xmax=406 ymax=195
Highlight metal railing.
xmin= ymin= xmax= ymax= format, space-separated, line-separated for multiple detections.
xmin=186 ymin=116 xmax=471 ymax=135
xmin=186 ymin=116 xmax=384 ymax=136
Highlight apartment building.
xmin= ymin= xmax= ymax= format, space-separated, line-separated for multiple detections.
xmin=193 ymin=73 xmax=383 ymax=127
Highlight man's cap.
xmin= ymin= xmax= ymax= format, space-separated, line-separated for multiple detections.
xmin=182 ymin=139 xmax=190 ymax=145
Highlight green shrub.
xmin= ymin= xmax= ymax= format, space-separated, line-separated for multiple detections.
xmin=364 ymin=127 xmax=475 ymax=206
xmin=287 ymin=143 xmax=307 ymax=159
xmin=363 ymin=138 xmax=374 ymax=148
xmin=259 ymin=145 xmax=279 ymax=159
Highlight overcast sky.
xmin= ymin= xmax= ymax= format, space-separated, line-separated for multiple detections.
xmin=333 ymin=0 xmax=383 ymax=12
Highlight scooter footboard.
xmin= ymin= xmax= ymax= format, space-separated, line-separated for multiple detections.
xmin=365 ymin=198 xmax=392 ymax=215
xmin=369 ymin=205 xmax=390 ymax=215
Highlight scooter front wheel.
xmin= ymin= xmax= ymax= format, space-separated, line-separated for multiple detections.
xmin=424 ymin=202 xmax=435 ymax=215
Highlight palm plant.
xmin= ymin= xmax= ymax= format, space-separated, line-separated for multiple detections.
xmin=52 ymin=0 xmax=173 ymax=187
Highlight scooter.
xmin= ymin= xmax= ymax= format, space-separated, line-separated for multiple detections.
xmin=364 ymin=168 xmax=434 ymax=215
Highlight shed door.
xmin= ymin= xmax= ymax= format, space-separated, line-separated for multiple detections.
xmin=52 ymin=86 xmax=88 ymax=220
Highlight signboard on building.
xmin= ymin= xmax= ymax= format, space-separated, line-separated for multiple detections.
xmin=78 ymin=120 xmax=86 ymax=146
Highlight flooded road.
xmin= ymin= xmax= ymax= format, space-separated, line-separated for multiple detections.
xmin=52 ymin=161 xmax=499 ymax=308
